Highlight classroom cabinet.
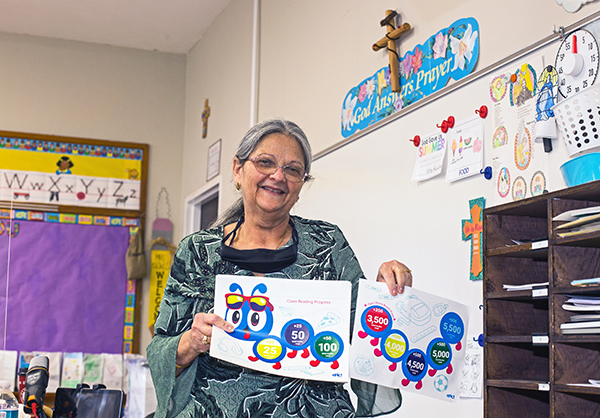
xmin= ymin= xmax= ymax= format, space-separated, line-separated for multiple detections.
xmin=483 ymin=179 xmax=600 ymax=418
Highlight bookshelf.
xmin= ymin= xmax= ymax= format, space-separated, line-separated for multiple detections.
xmin=483 ymin=179 xmax=600 ymax=418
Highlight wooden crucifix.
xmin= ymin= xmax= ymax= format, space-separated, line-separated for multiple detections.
xmin=201 ymin=99 xmax=211 ymax=138
xmin=372 ymin=10 xmax=411 ymax=93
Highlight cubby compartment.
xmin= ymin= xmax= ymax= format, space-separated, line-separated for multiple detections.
xmin=486 ymin=299 xmax=548 ymax=336
xmin=552 ymin=246 xmax=600 ymax=288
xmin=484 ymin=256 xmax=548 ymax=294
xmin=554 ymin=342 xmax=600 ymax=385
xmin=484 ymin=214 xmax=548 ymax=250
xmin=486 ymin=343 xmax=549 ymax=381
xmin=554 ymin=391 xmax=600 ymax=418
xmin=486 ymin=386 xmax=549 ymax=418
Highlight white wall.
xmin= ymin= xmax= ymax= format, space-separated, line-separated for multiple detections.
xmin=0 ymin=32 xmax=186 ymax=354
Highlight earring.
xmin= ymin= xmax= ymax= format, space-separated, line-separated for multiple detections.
xmin=235 ymin=183 xmax=241 ymax=191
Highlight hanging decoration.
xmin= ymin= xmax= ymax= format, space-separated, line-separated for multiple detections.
xmin=461 ymin=197 xmax=484 ymax=281
xmin=342 ymin=17 xmax=480 ymax=138
xmin=148 ymin=188 xmax=177 ymax=333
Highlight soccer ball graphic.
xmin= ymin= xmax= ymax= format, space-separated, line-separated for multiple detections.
xmin=433 ymin=374 xmax=449 ymax=392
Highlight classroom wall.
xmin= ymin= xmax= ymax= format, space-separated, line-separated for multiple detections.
xmin=0 ymin=32 xmax=186 ymax=355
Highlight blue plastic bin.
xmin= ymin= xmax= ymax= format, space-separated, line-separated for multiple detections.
xmin=560 ymin=152 xmax=600 ymax=187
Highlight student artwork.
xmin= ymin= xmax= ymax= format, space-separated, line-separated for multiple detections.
xmin=497 ymin=166 xmax=511 ymax=198
xmin=492 ymin=126 xmax=508 ymax=149
xmin=535 ymin=65 xmax=559 ymax=152
xmin=411 ymin=131 xmax=446 ymax=181
xmin=341 ymin=17 xmax=479 ymax=138
xmin=445 ymin=115 xmax=484 ymax=182
xmin=514 ymin=121 xmax=532 ymax=170
xmin=350 ymin=281 xmax=469 ymax=402
xmin=512 ymin=176 xmax=527 ymax=200
xmin=0 ymin=136 xmax=144 ymax=210
xmin=211 ymin=275 xmax=351 ymax=382
xmin=530 ymin=170 xmax=547 ymax=196
xmin=509 ymin=64 xmax=537 ymax=107
xmin=462 ymin=197 xmax=484 ymax=281
xmin=489 ymin=74 xmax=509 ymax=103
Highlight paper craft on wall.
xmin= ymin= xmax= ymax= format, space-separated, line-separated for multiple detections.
xmin=445 ymin=116 xmax=484 ymax=182
xmin=412 ymin=131 xmax=446 ymax=181
xmin=462 ymin=197 xmax=484 ymax=281
xmin=349 ymin=281 xmax=469 ymax=402
xmin=211 ymin=275 xmax=351 ymax=382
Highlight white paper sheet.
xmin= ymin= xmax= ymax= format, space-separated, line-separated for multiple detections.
xmin=349 ymin=281 xmax=470 ymax=402
xmin=211 ymin=274 xmax=351 ymax=382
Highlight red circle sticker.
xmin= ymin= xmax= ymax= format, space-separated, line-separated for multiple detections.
xmin=365 ymin=307 xmax=390 ymax=333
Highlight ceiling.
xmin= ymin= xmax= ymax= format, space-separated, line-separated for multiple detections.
xmin=0 ymin=0 xmax=232 ymax=54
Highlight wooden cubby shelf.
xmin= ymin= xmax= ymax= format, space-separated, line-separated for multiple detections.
xmin=484 ymin=179 xmax=600 ymax=418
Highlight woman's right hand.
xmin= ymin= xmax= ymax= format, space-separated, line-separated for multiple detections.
xmin=176 ymin=313 xmax=234 ymax=371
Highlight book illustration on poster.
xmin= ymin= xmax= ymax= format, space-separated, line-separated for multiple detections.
xmin=211 ymin=275 xmax=351 ymax=382
xmin=349 ymin=281 xmax=469 ymax=402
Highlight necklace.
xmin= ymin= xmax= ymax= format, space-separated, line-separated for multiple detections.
xmin=232 ymin=221 xmax=290 ymax=249
xmin=276 ymin=224 xmax=290 ymax=249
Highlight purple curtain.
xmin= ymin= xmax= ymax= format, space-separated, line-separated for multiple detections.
xmin=0 ymin=219 xmax=129 ymax=353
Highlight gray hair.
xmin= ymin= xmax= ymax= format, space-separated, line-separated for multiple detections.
xmin=210 ymin=118 xmax=313 ymax=228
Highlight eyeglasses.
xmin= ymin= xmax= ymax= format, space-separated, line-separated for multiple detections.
xmin=249 ymin=156 xmax=307 ymax=183
xmin=225 ymin=293 xmax=273 ymax=312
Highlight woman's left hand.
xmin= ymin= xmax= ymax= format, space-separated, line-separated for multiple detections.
xmin=376 ymin=260 xmax=413 ymax=296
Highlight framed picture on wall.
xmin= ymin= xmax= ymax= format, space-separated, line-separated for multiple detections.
xmin=207 ymin=139 xmax=221 ymax=181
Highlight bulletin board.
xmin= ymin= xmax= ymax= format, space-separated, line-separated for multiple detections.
xmin=0 ymin=130 xmax=149 ymax=355
xmin=294 ymin=10 xmax=600 ymax=418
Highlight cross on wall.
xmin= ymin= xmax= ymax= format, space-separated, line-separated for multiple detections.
xmin=372 ymin=10 xmax=411 ymax=93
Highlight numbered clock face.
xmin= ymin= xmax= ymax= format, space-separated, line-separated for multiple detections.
xmin=555 ymin=29 xmax=600 ymax=98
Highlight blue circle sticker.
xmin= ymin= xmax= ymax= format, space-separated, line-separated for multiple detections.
xmin=401 ymin=349 xmax=427 ymax=381
xmin=310 ymin=331 xmax=344 ymax=362
xmin=380 ymin=330 xmax=409 ymax=363
xmin=426 ymin=338 xmax=452 ymax=369
xmin=360 ymin=305 xmax=393 ymax=337
xmin=440 ymin=312 xmax=464 ymax=344
xmin=281 ymin=319 xmax=313 ymax=349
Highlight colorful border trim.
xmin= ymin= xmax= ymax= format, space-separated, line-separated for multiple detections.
xmin=0 ymin=136 xmax=143 ymax=160
xmin=0 ymin=208 xmax=138 ymax=227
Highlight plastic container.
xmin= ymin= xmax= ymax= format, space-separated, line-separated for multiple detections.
xmin=552 ymin=83 xmax=600 ymax=157
xmin=560 ymin=152 xmax=600 ymax=187
xmin=0 ymin=380 xmax=19 ymax=418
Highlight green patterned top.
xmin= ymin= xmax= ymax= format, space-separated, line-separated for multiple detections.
xmin=147 ymin=216 xmax=401 ymax=418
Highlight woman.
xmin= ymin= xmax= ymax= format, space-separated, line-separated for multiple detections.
xmin=147 ymin=119 xmax=412 ymax=418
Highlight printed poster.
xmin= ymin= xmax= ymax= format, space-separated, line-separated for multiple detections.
xmin=350 ymin=281 xmax=469 ymax=402
xmin=412 ymin=131 xmax=446 ymax=181
xmin=446 ymin=116 xmax=484 ymax=182
xmin=211 ymin=275 xmax=352 ymax=382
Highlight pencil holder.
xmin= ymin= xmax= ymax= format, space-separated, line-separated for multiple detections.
xmin=553 ymin=83 xmax=600 ymax=157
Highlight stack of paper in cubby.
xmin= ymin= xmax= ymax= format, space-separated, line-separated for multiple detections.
xmin=554 ymin=206 xmax=600 ymax=238
xmin=561 ymin=296 xmax=600 ymax=334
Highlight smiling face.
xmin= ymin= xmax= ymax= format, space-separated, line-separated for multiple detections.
xmin=233 ymin=133 xmax=306 ymax=223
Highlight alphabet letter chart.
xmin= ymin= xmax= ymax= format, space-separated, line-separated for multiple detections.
xmin=350 ymin=281 xmax=470 ymax=402
xmin=211 ymin=274 xmax=351 ymax=382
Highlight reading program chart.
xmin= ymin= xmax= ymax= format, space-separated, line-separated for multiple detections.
xmin=350 ymin=281 xmax=470 ymax=402
xmin=211 ymin=274 xmax=352 ymax=382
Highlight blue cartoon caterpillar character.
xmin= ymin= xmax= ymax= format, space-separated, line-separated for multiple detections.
xmin=225 ymin=283 xmax=344 ymax=370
